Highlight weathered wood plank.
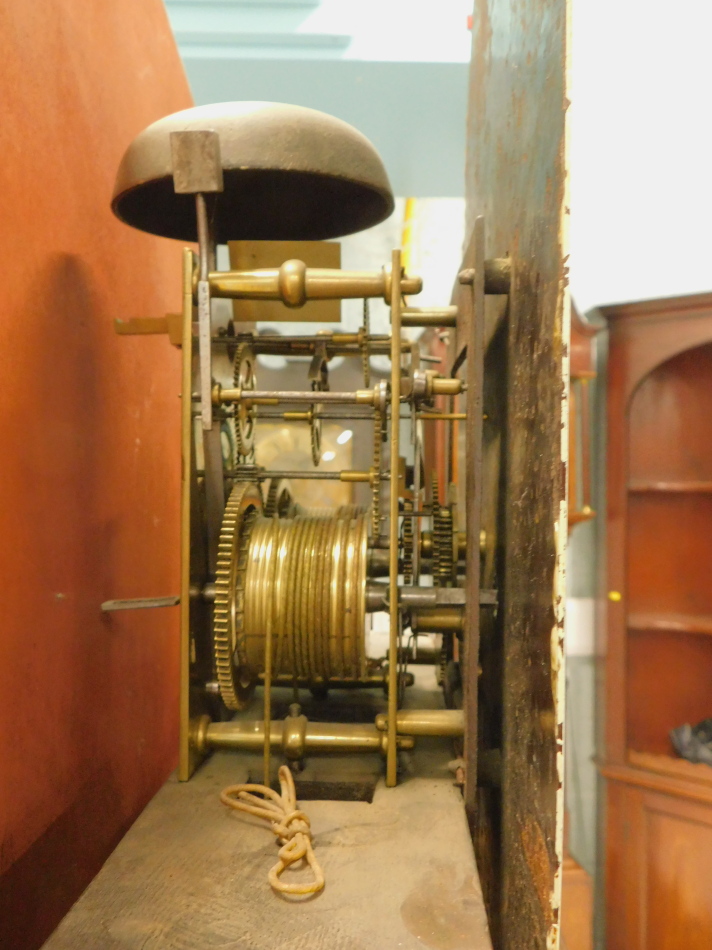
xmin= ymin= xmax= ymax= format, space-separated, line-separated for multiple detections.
xmin=43 ymin=751 xmax=491 ymax=950
xmin=465 ymin=0 xmax=569 ymax=947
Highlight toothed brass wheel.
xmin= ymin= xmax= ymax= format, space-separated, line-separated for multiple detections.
xmin=402 ymin=499 xmax=414 ymax=583
xmin=264 ymin=478 xmax=293 ymax=519
xmin=431 ymin=480 xmax=455 ymax=589
xmin=370 ymin=391 xmax=387 ymax=538
xmin=233 ymin=342 xmax=257 ymax=459
xmin=361 ymin=299 xmax=370 ymax=387
xmin=213 ymin=481 xmax=263 ymax=710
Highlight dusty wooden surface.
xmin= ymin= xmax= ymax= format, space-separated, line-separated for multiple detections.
xmin=43 ymin=674 xmax=491 ymax=950
xmin=466 ymin=0 xmax=569 ymax=947
xmin=42 ymin=753 xmax=489 ymax=950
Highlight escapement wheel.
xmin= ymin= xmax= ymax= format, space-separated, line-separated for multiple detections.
xmin=233 ymin=343 xmax=257 ymax=459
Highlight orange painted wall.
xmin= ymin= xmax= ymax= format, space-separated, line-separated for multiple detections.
xmin=0 ymin=3 xmax=192 ymax=946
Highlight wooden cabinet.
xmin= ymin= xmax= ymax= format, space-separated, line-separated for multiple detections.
xmin=562 ymin=855 xmax=593 ymax=950
xmin=600 ymin=293 xmax=712 ymax=950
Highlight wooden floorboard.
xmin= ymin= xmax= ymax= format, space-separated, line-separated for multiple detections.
xmin=43 ymin=685 xmax=490 ymax=950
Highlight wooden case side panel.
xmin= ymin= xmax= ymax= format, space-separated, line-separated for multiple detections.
xmin=0 ymin=3 xmax=192 ymax=948
xmin=466 ymin=0 xmax=570 ymax=947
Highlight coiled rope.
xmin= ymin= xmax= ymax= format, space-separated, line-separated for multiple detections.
xmin=220 ymin=765 xmax=325 ymax=896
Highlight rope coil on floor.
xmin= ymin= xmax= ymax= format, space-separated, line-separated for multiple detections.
xmin=220 ymin=765 xmax=325 ymax=896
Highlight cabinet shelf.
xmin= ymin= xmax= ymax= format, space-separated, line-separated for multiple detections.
xmin=627 ymin=750 xmax=712 ymax=788
xmin=628 ymin=480 xmax=712 ymax=493
xmin=628 ymin=613 xmax=712 ymax=637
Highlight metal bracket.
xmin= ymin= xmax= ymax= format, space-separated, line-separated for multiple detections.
xmin=169 ymin=130 xmax=224 ymax=196
xmin=101 ymin=596 xmax=180 ymax=612
xmin=114 ymin=313 xmax=183 ymax=347
xmin=170 ymin=130 xmax=224 ymax=431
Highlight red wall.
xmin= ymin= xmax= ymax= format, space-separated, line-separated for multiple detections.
xmin=0 ymin=3 xmax=192 ymax=946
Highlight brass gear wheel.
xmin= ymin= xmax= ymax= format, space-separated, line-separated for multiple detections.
xmin=213 ymin=481 xmax=263 ymax=710
xmin=361 ymin=299 xmax=370 ymax=387
xmin=431 ymin=472 xmax=441 ymax=520
xmin=430 ymin=472 xmax=455 ymax=588
xmin=439 ymin=509 xmax=455 ymax=584
xmin=433 ymin=503 xmax=454 ymax=588
xmin=233 ymin=342 xmax=257 ymax=459
xmin=371 ymin=408 xmax=384 ymax=538
xmin=401 ymin=498 xmax=414 ymax=583
xmin=264 ymin=478 xmax=293 ymax=519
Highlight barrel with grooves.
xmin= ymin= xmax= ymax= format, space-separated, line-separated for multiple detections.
xmin=242 ymin=513 xmax=367 ymax=682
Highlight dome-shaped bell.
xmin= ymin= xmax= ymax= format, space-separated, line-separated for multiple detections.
xmin=111 ymin=101 xmax=394 ymax=242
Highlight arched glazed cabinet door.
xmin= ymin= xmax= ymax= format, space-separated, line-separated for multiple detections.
xmin=626 ymin=343 xmax=712 ymax=758
xmin=601 ymin=295 xmax=712 ymax=950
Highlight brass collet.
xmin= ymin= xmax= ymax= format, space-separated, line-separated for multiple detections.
xmin=410 ymin=607 xmax=465 ymax=633
xmin=410 ymin=370 xmax=464 ymax=405
xmin=375 ymin=709 xmax=465 ymax=737
xmin=427 ymin=372 xmax=464 ymax=398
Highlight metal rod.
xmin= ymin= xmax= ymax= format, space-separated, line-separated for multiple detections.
xmin=178 ymin=248 xmax=194 ymax=782
xmin=256 ymin=411 xmax=376 ymax=422
xmin=411 ymin=607 xmax=465 ymax=633
xmin=199 ymin=720 xmax=415 ymax=755
xmin=222 ymin=469 xmax=388 ymax=482
xmin=254 ymin=345 xmax=394 ymax=356
xmin=233 ymin=333 xmax=392 ymax=345
xmin=101 ymin=596 xmax=179 ymax=611
xmin=258 ymin=672 xmax=415 ymax=690
xmin=451 ymin=345 xmax=468 ymax=377
xmin=208 ymin=263 xmax=422 ymax=304
xmin=261 ymin=471 xmax=351 ymax=481
xmin=368 ymin=546 xmax=390 ymax=576
xmin=418 ymin=412 xmax=468 ymax=421
xmin=387 ymin=249 xmax=402 ymax=787
xmin=200 ymin=177 xmax=226 ymax=572
xmin=195 ymin=195 xmax=213 ymax=430
xmin=459 ymin=257 xmax=511 ymax=295
xmin=216 ymin=389 xmax=372 ymax=406
xmin=375 ymin=708 xmax=464 ymax=737
xmin=209 ymin=340 xmax=394 ymax=356
xmin=365 ymin=585 xmax=467 ymax=611
xmin=196 ymin=196 xmax=209 ymax=282
xmin=209 ymin=333 xmax=396 ymax=357
xmin=484 ymin=257 xmax=512 ymax=294
xmin=401 ymin=306 xmax=458 ymax=328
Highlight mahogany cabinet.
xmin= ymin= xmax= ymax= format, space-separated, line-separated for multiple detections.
xmin=600 ymin=292 xmax=712 ymax=950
